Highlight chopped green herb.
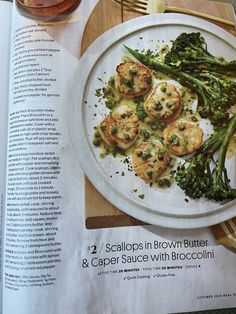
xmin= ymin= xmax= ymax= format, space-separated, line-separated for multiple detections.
xmin=95 ymin=88 xmax=102 ymax=97
xmin=138 ymin=194 xmax=145 ymax=199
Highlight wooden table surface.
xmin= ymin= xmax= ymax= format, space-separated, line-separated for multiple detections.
xmin=82 ymin=0 xmax=236 ymax=229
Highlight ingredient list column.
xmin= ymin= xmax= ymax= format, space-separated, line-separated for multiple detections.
xmin=5 ymin=23 xmax=65 ymax=290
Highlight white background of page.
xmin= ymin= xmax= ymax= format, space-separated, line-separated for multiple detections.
xmin=0 ymin=1 xmax=236 ymax=314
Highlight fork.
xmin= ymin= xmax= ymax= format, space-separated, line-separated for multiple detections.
xmin=114 ymin=0 xmax=235 ymax=26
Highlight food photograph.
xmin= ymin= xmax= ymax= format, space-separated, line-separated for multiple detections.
xmin=71 ymin=13 xmax=236 ymax=228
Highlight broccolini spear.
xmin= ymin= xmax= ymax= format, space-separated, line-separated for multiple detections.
xmin=164 ymin=32 xmax=236 ymax=76
xmin=124 ymin=45 xmax=236 ymax=126
xmin=175 ymin=114 xmax=236 ymax=201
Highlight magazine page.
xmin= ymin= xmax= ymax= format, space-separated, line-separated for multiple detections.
xmin=2 ymin=1 xmax=236 ymax=314
xmin=74 ymin=1 xmax=236 ymax=314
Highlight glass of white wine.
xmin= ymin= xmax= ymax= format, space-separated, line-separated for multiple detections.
xmin=16 ymin=0 xmax=81 ymax=21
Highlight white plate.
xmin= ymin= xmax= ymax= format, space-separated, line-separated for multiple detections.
xmin=70 ymin=14 xmax=236 ymax=229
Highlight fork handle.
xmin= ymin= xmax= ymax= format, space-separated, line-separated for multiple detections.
xmin=166 ymin=5 xmax=235 ymax=26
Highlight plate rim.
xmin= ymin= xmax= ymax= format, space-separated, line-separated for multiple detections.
xmin=70 ymin=13 xmax=236 ymax=229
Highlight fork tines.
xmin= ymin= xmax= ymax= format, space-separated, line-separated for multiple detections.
xmin=114 ymin=0 xmax=148 ymax=14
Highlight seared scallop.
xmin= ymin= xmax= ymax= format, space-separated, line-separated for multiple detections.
xmin=144 ymin=82 xmax=182 ymax=123
xmin=131 ymin=141 xmax=170 ymax=183
xmin=115 ymin=61 xmax=152 ymax=98
xmin=163 ymin=120 xmax=203 ymax=156
xmin=98 ymin=104 xmax=140 ymax=149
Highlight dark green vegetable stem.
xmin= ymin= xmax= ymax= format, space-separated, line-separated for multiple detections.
xmin=176 ymin=114 xmax=236 ymax=201
xmin=124 ymin=45 xmax=236 ymax=126
xmin=164 ymin=32 xmax=236 ymax=76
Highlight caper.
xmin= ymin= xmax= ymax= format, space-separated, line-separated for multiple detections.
xmin=93 ymin=138 xmax=101 ymax=146
xmin=151 ymin=123 xmax=158 ymax=130
xmin=111 ymin=126 xmax=117 ymax=134
xmin=143 ymin=130 xmax=150 ymax=139
xmin=157 ymin=151 xmax=164 ymax=160
xmin=166 ymin=102 xmax=173 ymax=109
xmin=158 ymin=177 xmax=171 ymax=187
xmin=146 ymin=76 xmax=152 ymax=84
xmin=129 ymin=68 xmax=138 ymax=75
xmin=103 ymin=86 xmax=112 ymax=95
xmin=153 ymin=103 xmax=163 ymax=111
xmin=122 ymin=77 xmax=133 ymax=88
xmin=178 ymin=124 xmax=185 ymax=131
xmin=94 ymin=131 xmax=101 ymax=138
xmin=124 ymin=133 xmax=131 ymax=140
xmin=110 ymin=77 xmax=115 ymax=85
xmin=146 ymin=170 xmax=153 ymax=178
xmin=191 ymin=116 xmax=198 ymax=122
xmin=141 ymin=151 xmax=151 ymax=160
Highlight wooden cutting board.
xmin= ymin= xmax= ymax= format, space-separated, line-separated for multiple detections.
xmin=81 ymin=0 xmax=236 ymax=229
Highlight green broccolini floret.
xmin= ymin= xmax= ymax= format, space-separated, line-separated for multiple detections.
xmin=164 ymin=32 xmax=236 ymax=76
xmin=124 ymin=45 xmax=236 ymax=126
xmin=175 ymin=115 xmax=236 ymax=201
xmin=192 ymin=71 xmax=236 ymax=124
